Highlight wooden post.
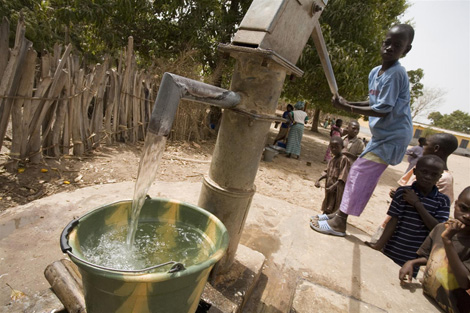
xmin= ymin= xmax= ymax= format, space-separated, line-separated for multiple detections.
xmin=81 ymin=73 xmax=93 ymax=149
xmin=118 ymin=37 xmax=134 ymax=142
xmin=28 ymin=44 xmax=71 ymax=142
xmin=90 ymin=59 xmax=109 ymax=147
xmin=0 ymin=17 xmax=10 ymax=79
xmin=7 ymin=47 xmax=37 ymax=171
xmin=131 ymin=71 xmax=141 ymax=143
xmin=44 ymin=259 xmax=86 ymax=313
xmin=104 ymin=69 xmax=118 ymax=144
xmin=50 ymin=71 xmax=70 ymax=157
xmin=27 ymin=77 xmax=52 ymax=164
xmin=70 ymin=65 xmax=85 ymax=156
xmin=41 ymin=50 xmax=50 ymax=79
xmin=0 ymin=15 xmax=32 ymax=153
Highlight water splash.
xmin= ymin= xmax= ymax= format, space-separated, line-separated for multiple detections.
xmin=83 ymin=223 xmax=213 ymax=271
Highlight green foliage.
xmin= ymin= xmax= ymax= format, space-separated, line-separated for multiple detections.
xmin=2 ymin=0 xmax=250 ymax=74
xmin=0 ymin=0 xmax=62 ymax=52
xmin=428 ymin=110 xmax=470 ymax=134
xmin=427 ymin=111 xmax=443 ymax=124
xmin=282 ymin=0 xmax=409 ymax=116
xmin=407 ymin=68 xmax=424 ymax=105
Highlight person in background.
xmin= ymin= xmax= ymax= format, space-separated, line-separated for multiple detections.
xmin=313 ymin=136 xmax=350 ymax=217
xmin=285 ymin=101 xmax=308 ymax=159
xmin=399 ymin=187 xmax=470 ymax=313
xmin=404 ymin=137 xmax=426 ymax=173
xmin=273 ymin=104 xmax=294 ymax=146
xmin=396 ymin=133 xmax=458 ymax=203
xmin=323 ymin=119 xmax=343 ymax=163
xmin=342 ymin=120 xmax=365 ymax=163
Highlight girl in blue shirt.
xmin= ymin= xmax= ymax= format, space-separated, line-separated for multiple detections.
xmin=311 ymin=24 xmax=415 ymax=237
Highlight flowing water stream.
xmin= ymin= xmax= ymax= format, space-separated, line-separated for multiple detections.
xmin=126 ymin=132 xmax=167 ymax=247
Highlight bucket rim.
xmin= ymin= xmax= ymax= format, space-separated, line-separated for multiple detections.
xmin=62 ymin=198 xmax=229 ymax=281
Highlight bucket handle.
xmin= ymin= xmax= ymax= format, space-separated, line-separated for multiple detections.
xmin=66 ymin=251 xmax=186 ymax=274
xmin=60 ymin=219 xmax=79 ymax=253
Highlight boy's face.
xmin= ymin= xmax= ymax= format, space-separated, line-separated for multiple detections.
xmin=381 ymin=28 xmax=411 ymax=62
xmin=347 ymin=123 xmax=360 ymax=138
xmin=330 ymin=141 xmax=343 ymax=157
xmin=454 ymin=192 xmax=470 ymax=226
xmin=413 ymin=159 xmax=443 ymax=190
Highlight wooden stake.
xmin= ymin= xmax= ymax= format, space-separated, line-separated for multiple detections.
xmin=0 ymin=17 xmax=10 ymax=79
xmin=0 ymin=15 xmax=32 ymax=152
xmin=7 ymin=47 xmax=37 ymax=171
xmin=44 ymin=259 xmax=86 ymax=313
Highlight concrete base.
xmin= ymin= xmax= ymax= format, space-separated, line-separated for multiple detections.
xmin=1 ymin=181 xmax=449 ymax=312
xmin=1 ymin=288 xmax=66 ymax=313
xmin=201 ymin=244 xmax=266 ymax=313
xmin=291 ymin=279 xmax=386 ymax=313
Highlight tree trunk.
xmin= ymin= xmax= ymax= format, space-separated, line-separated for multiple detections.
xmin=310 ymin=108 xmax=321 ymax=132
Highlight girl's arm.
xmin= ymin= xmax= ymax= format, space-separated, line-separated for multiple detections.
xmin=403 ymin=189 xmax=439 ymax=230
xmin=331 ymin=96 xmax=387 ymax=117
xmin=441 ymin=220 xmax=470 ymax=289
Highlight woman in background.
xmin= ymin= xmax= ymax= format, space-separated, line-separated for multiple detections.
xmin=285 ymin=101 xmax=308 ymax=159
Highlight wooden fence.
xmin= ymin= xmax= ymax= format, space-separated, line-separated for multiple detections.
xmin=0 ymin=16 xmax=212 ymax=170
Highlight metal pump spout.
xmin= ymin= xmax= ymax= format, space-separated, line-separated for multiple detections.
xmin=148 ymin=72 xmax=241 ymax=137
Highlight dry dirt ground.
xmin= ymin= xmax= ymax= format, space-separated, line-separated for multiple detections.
xmin=1 ymin=124 xmax=469 ymax=236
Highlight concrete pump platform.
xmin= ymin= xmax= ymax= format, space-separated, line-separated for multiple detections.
xmin=0 ymin=181 xmax=443 ymax=312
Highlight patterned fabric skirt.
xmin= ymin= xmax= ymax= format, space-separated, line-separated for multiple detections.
xmin=286 ymin=123 xmax=304 ymax=156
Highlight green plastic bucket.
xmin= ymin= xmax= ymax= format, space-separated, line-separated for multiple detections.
xmin=60 ymin=198 xmax=229 ymax=313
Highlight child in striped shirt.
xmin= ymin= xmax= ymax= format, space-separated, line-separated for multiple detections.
xmin=367 ymin=155 xmax=450 ymax=277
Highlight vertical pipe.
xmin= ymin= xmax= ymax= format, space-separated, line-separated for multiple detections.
xmin=199 ymin=54 xmax=288 ymax=271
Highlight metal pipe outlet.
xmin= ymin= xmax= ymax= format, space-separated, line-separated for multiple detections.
xmin=148 ymin=72 xmax=240 ymax=136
